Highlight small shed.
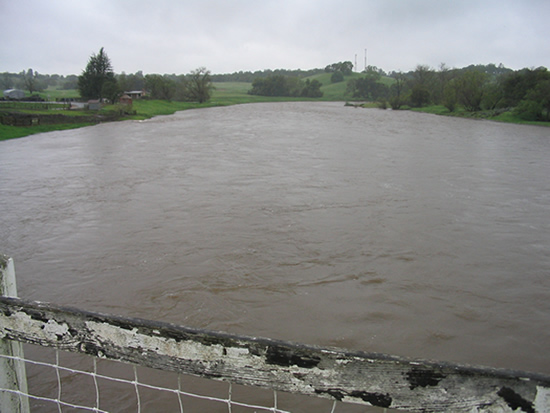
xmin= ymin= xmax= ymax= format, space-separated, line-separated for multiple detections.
xmin=3 ymin=89 xmax=25 ymax=99
xmin=119 ymin=94 xmax=133 ymax=106
xmin=125 ymin=90 xmax=146 ymax=99
xmin=88 ymin=100 xmax=101 ymax=110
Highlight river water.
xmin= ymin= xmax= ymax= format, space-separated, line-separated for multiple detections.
xmin=1 ymin=102 xmax=550 ymax=410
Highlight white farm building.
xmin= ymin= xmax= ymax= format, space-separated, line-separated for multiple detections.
xmin=3 ymin=89 xmax=25 ymax=99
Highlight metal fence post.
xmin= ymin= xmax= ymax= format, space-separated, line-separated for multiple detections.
xmin=0 ymin=255 xmax=30 ymax=413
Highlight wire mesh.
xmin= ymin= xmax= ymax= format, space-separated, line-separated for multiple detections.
xmin=1 ymin=345 xmax=383 ymax=413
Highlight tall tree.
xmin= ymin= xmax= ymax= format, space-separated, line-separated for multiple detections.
xmin=301 ymin=79 xmax=323 ymax=97
xmin=408 ymin=64 xmax=434 ymax=106
xmin=22 ymin=68 xmax=45 ymax=94
xmin=389 ymin=71 xmax=406 ymax=109
xmin=78 ymin=47 xmax=117 ymax=101
xmin=183 ymin=67 xmax=213 ymax=103
xmin=346 ymin=72 xmax=389 ymax=101
xmin=325 ymin=61 xmax=354 ymax=76
xmin=145 ymin=74 xmax=176 ymax=100
xmin=454 ymin=70 xmax=487 ymax=111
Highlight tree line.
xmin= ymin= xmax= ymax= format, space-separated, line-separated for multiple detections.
xmin=248 ymin=76 xmax=323 ymax=98
xmin=1 ymin=69 xmax=78 ymax=93
xmin=1 ymin=48 xmax=214 ymax=104
xmin=346 ymin=63 xmax=550 ymax=121
xmin=211 ymin=67 xmax=325 ymax=83
xmin=3 ymin=51 xmax=549 ymax=121
xmin=77 ymin=48 xmax=213 ymax=104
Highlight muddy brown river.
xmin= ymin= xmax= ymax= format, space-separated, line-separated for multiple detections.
xmin=1 ymin=102 xmax=549 ymax=411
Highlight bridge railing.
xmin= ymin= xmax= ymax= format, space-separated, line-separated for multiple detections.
xmin=1 ymin=255 xmax=549 ymax=412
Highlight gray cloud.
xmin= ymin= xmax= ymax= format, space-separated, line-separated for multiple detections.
xmin=1 ymin=0 xmax=548 ymax=75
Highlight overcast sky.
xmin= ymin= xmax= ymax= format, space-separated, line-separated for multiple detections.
xmin=2 ymin=0 xmax=549 ymax=76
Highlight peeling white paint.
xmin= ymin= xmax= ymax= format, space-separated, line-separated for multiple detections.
xmin=43 ymin=319 xmax=69 ymax=337
xmin=225 ymin=347 xmax=250 ymax=357
xmin=534 ymin=385 xmax=550 ymax=412
xmin=85 ymin=321 xmax=261 ymax=368
xmin=0 ymin=311 xmax=68 ymax=342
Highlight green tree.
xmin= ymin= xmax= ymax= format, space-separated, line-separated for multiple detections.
xmin=1 ymin=72 xmax=14 ymax=89
xmin=515 ymin=79 xmax=550 ymax=121
xmin=325 ymin=61 xmax=353 ymax=76
xmin=409 ymin=85 xmax=430 ymax=107
xmin=249 ymin=75 xmax=302 ymax=97
xmin=442 ymin=82 xmax=458 ymax=112
xmin=145 ymin=74 xmax=176 ymax=100
xmin=101 ymin=79 xmax=122 ymax=104
xmin=78 ymin=47 xmax=117 ymax=101
xmin=514 ymin=99 xmax=543 ymax=121
xmin=183 ymin=67 xmax=213 ymax=103
xmin=330 ymin=71 xmax=344 ymax=83
xmin=407 ymin=65 xmax=434 ymax=106
xmin=433 ymin=63 xmax=455 ymax=104
xmin=455 ymin=70 xmax=487 ymax=111
xmin=501 ymin=67 xmax=550 ymax=114
xmin=347 ymin=72 xmax=389 ymax=101
xmin=117 ymin=73 xmax=129 ymax=92
xmin=23 ymin=68 xmax=45 ymax=94
xmin=531 ymin=79 xmax=550 ymax=120
xmin=389 ymin=71 xmax=406 ymax=109
xmin=301 ymin=79 xmax=323 ymax=97
xmin=481 ymin=81 xmax=504 ymax=110
xmin=61 ymin=75 xmax=78 ymax=90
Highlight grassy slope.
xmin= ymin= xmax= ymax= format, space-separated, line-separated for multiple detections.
xmin=0 ymin=123 xmax=94 ymax=140
xmin=40 ymin=86 xmax=80 ymax=100
xmin=209 ymin=73 xmax=382 ymax=102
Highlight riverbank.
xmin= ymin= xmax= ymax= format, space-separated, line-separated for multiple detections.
xmin=0 ymin=101 xmax=219 ymax=141
xmin=2 ymin=90 xmax=548 ymax=141
xmin=1 ymin=82 xmax=319 ymax=141
xmin=408 ymin=104 xmax=550 ymax=126
xmin=351 ymin=101 xmax=549 ymax=127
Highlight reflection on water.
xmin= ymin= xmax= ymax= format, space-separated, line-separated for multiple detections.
xmin=1 ymin=103 xmax=550 ymax=389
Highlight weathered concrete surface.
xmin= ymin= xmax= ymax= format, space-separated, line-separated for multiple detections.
xmin=0 ymin=296 xmax=549 ymax=412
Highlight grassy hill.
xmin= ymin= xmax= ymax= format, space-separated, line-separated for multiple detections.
xmin=31 ymin=72 xmax=392 ymax=104
xmin=306 ymin=72 xmax=394 ymax=101
xmin=211 ymin=72 xmax=395 ymax=102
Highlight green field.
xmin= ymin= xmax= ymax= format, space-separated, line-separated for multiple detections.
xmin=41 ymin=86 xmax=81 ymax=100
xmin=0 ymin=122 xmax=94 ymax=140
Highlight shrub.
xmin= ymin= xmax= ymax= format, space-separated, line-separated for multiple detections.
xmin=331 ymin=71 xmax=344 ymax=83
xmin=514 ymin=100 xmax=543 ymax=121
xmin=409 ymin=85 xmax=430 ymax=107
xmin=443 ymin=85 xmax=457 ymax=112
xmin=389 ymin=96 xmax=402 ymax=110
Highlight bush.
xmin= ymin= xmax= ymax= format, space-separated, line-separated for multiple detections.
xmin=389 ymin=96 xmax=402 ymax=110
xmin=409 ymin=85 xmax=430 ymax=107
xmin=514 ymin=99 xmax=543 ymax=121
xmin=443 ymin=84 xmax=457 ymax=112
xmin=331 ymin=71 xmax=344 ymax=83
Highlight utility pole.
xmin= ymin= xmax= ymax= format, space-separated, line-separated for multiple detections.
xmin=354 ymin=54 xmax=357 ymax=72
xmin=364 ymin=49 xmax=367 ymax=71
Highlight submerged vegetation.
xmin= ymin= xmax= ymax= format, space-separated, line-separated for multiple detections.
xmin=2 ymin=52 xmax=549 ymax=140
